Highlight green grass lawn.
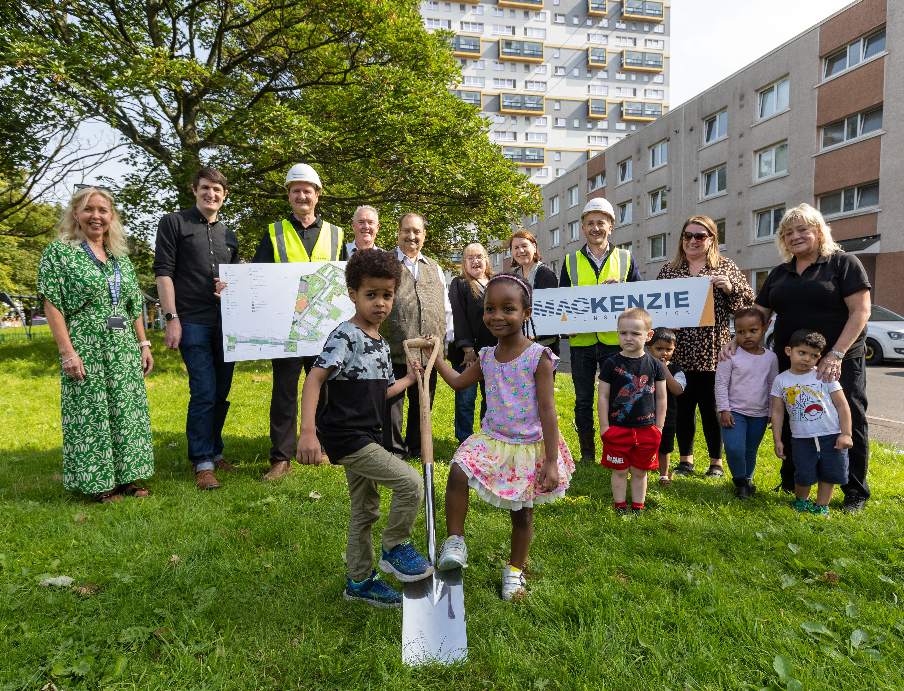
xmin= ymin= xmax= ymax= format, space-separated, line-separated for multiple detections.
xmin=2 ymin=334 xmax=903 ymax=690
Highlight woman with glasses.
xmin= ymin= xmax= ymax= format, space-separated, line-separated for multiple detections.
xmin=656 ymin=215 xmax=753 ymax=479
xmin=37 ymin=185 xmax=155 ymax=502
xmin=448 ymin=243 xmax=497 ymax=443
xmin=507 ymin=230 xmax=560 ymax=357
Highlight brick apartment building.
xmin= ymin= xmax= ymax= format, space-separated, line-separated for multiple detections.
xmin=497 ymin=0 xmax=903 ymax=316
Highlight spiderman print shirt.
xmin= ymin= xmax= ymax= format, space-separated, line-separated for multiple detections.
xmin=599 ymin=353 xmax=666 ymax=428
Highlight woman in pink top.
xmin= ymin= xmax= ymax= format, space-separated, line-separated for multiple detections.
xmin=424 ymin=274 xmax=573 ymax=601
xmin=715 ymin=307 xmax=779 ymax=499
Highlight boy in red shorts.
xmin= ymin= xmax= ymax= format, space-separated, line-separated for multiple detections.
xmin=597 ymin=307 xmax=667 ymax=515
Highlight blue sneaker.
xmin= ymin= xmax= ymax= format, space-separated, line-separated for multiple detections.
xmin=378 ymin=539 xmax=434 ymax=582
xmin=343 ymin=570 xmax=401 ymax=609
xmin=792 ymin=498 xmax=813 ymax=513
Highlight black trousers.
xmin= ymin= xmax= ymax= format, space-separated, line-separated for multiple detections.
xmin=269 ymin=356 xmax=325 ymax=464
xmin=776 ymin=352 xmax=870 ymax=499
xmin=676 ymin=370 xmax=724 ymax=460
xmin=384 ymin=363 xmax=437 ymax=459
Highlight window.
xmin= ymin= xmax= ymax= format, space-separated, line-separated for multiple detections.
xmin=818 ymin=182 xmax=880 ymax=216
xmin=493 ymin=78 xmax=516 ymax=88
xmin=536 ymin=65 xmax=547 ymax=74
xmin=492 ymin=7 xmax=504 ymax=16
xmin=616 ymin=241 xmax=633 ymax=254
xmin=588 ymin=135 xmax=607 ymax=145
xmin=715 ymin=219 xmax=726 ymax=248
xmin=525 ymin=81 xmax=547 ymax=92
xmin=615 ymin=122 xmax=626 ymax=130
xmin=554 ymin=66 xmax=565 ymax=76
xmin=535 ymin=167 xmax=549 ymax=178
xmin=535 ymin=11 xmax=547 ymax=20
xmin=824 ymin=28 xmax=886 ymax=79
xmin=426 ymin=0 xmax=439 ymax=8
xmin=475 ymin=59 xmax=485 ymax=69
xmin=550 ymin=196 xmax=559 ymax=215
xmin=526 ymin=132 xmax=547 ymax=143
xmin=492 ymin=24 xmax=515 ymax=35
xmin=494 ymin=131 xmax=516 ymax=141
xmin=758 ymin=78 xmax=790 ymax=119
xmin=649 ymin=188 xmax=666 ymax=215
xmin=645 ymin=39 xmax=664 ymax=49
xmin=821 ymin=107 xmax=883 ymax=149
xmin=555 ymin=118 xmax=566 ymax=127
xmin=473 ymin=4 xmax=484 ymax=14
xmin=615 ymin=87 xmax=636 ymax=97
xmin=536 ymin=117 xmax=547 ymax=125
xmin=573 ymin=119 xmax=581 ymax=128
xmin=550 ymin=227 xmax=560 ymax=247
xmin=649 ymin=234 xmax=666 ymax=259
xmin=492 ymin=114 xmax=506 ymax=123
xmin=644 ymin=89 xmax=664 ymax=99
xmin=702 ymin=165 xmax=727 ymax=198
xmin=425 ymin=18 xmax=451 ymax=29
xmin=568 ymin=220 xmax=580 ymax=241
xmin=649 ymin=140 xmax=667 ymax=169
xmin=752 ymin=269 xmax=772 ymax=294
xmin=525 ymin=27 xmax=546 ymax=38
xmin=756 ymin=142 xmax=788 ymax=180
xmin=463 ymin=76 xmax=485 ymax=87
xmin=493 ymin=60 xmax=504 ymax=70
xmin=704 ymin=111 xmax=728 ymax=143
xmin=618 ymin=201 xmax=632 ymax=225
xmin=654 ymin=24 xmax=664 ymax=33
xmin=652 ymin=74 xmax=664 ymax=83
xmin=444 ymin=2 xmax=451 ymax=10
xmin=460 ymin=21 xmax=483 ymax=31
xmin=573 ymin=67 xmax=580 ymax=77
xmin=615 ymin=72 xmax=626 ymax=80
xmin=554 ymin=13 xmax=565 ymax=23
xmin=588 ymin=171 xmax=606 ymax=192
xmin=565 ymin=186 xmax=579 ymax=207
xmin=617 ymin=158 xmax=632 ymax=184
xmin=588 ymin=34 xmax=607 ymax=45
xmin=588 ymin=84 xmax=607 ymax=95
xmin=615 ymin=36 xmax=636 ymax=47
xmin=556 ymin=168 xmax=567 ymax=176
xmin=549 ymin=260 xmax=558 ymax=275
xmin=755 ymin=205 xmax=785 ymax=239
xmin=529 ymin=213 xmax=538 ymax=226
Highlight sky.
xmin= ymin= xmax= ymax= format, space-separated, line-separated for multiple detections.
xmin=668 ymin=0 xmax=855 ymax=107
xmin=76 ymin=0 xmax=858 ymax=188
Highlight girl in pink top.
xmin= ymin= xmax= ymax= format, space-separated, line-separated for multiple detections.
xmin=715 ymin=307 xmax=779 ymax=499
xmin=425 ymin=274 xmax=573 ymax=601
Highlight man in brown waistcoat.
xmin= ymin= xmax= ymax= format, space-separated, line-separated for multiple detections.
xmin=379 ymin=212 xmax=453 ymax=458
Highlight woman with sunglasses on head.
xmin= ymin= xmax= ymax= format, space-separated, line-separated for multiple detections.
xmin=37 ymin=185 xmax=155 ymax=502
xmin=448 ymin=243 xmax=497 ymax=443
xmin=656 ymin=216 xmax=753 ymax=479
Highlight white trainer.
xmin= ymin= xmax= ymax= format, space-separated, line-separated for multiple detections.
xmin=437 ymin=535 xmax=468 ymax=571
xmin=501 ymin=567 xmax=527 ymax=601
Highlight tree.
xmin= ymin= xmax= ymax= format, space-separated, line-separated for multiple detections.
xmin=0 ymin=192 xmax=60 ymax=294
xmin=4 ymin=0 xmax=540 ymax=259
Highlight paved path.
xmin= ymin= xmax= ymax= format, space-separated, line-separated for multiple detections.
xmin=866 ymin=362 xmax=904 ymax=449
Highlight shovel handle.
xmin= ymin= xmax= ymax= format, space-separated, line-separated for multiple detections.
xmin=403 ymin=336 xmax=442 ymax=468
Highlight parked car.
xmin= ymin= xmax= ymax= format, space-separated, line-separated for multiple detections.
xmin=761 ymin=305 xmax=904 ymax=365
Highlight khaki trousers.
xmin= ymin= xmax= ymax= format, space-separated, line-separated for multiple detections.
xmin=339 ymin=442 xmax=424 ymax=582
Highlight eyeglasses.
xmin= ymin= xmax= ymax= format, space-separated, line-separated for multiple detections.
xmin=74 ymin=183 xmax=114 ymax=196
xmin=683 ymin=231 xmax=710 ymax=241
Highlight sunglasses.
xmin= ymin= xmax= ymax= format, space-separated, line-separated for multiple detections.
xmin=683 ymin=231 xmax=710 ymax=241
xmin=74 ymin=183 xmax=114 ymax=196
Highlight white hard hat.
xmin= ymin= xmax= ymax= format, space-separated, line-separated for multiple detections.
xmin=284 ymin=163 xmax=322 ymax=191
xmin=581 ymin=197 xmax=615 ymax=221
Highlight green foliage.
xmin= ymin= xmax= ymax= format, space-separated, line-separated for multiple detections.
xmin=6 ymin=0 xmax=541 ymax=259
xmin=0 ymin=188 xmax=59 ymax=294
xmin=3 ymin=337 xmax=904 ymax=689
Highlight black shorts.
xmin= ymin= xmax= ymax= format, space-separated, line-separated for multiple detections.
xmin=658 ymin=426 xmax=676 ymax=454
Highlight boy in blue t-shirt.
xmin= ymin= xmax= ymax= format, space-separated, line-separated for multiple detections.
xmin=297 ymin=249 xmax=433 ymax=607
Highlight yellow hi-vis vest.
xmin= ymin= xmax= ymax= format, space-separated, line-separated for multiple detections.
xmin=566 ymin=247 xmax=631 ymax=346
xmin=268 ymin=218 xmax=343 ymax=262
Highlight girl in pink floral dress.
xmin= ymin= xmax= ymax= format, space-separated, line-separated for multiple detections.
xmin=426 ymin=274 xmax=574 ymax=601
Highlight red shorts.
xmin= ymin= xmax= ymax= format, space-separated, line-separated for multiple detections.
xmin=600 ymin=425 xmax=662 ymax=471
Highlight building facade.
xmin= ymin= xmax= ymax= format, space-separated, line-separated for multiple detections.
xmin=421 ymin=0 xmax=671 ymax=180
xmin=507 ymin=0 xmax=903 ymax=316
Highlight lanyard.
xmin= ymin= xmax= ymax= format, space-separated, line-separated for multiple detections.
xmin=81 ymin=242 xmax=121 ymax=313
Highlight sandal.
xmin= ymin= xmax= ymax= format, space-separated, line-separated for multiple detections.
xmin=119 ymin=483 xmax=150 ymax=498
xmin=94 ymin=489 xmax=123 ymax=503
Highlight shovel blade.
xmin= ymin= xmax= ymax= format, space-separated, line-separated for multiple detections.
xmin=402 ymin=569 xmax=467 ymax=665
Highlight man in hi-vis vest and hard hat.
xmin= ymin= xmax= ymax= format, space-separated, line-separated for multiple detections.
xmin=558 ymin=197 xmax=642 ymax=464
xmin=251 ymin=163 xmax=347 ymax=481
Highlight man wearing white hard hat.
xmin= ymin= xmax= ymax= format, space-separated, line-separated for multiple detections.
xmin=251 ymin=163 xmax=347 ymax=481
xmin=559 ymin=197 xmax=642 ymax=463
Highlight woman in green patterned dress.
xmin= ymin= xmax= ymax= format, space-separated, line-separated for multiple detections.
xmin=38 ymin=186 xmax=155 ymax=502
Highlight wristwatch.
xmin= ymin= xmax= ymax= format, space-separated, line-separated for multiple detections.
xmin=164 ymin=312 xmax=179 ymax=321
xmin=830 ymin=349 xmax=845 ymax=360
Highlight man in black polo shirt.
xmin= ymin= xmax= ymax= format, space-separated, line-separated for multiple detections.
xmin=154 ymin=167 xmax=240 ymax=490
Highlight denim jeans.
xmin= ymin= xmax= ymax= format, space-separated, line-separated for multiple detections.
xmin=453 ymin=364 xmax=487 ymax=443
xmin=179 ymin=318 xmax=235 ymax=472
xmin=721 ymin=412 xmax=769 ymax=480
xmin=570 ymin=342 xmax=621 ymax=433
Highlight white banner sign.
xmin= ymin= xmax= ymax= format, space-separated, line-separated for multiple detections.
xmin=531 ymin=277 xmax=715 ymax=334
xmin=220 ymin=262 xmax=354 ymax=362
